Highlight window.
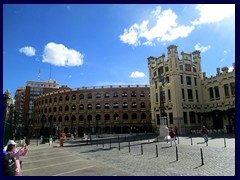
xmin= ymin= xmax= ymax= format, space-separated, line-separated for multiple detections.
xmin=183 ymin=112 xmax=188 ymax=124
xmin=88 ymin=104 xmax=92 ymax=109
xmin=45 ymin=99 xmax=48 ymax=104
xmin=96 ymin=103 xmax=101 ymax=109
xmin=65 ymin=95 xmax=69 ymax=101
xmin=194 ymin=78 xmax=197 ymax=86
xmin=96 ymin=93 xmax=101 ymax=98
xmin=72 ymin=105 xmax=76 ymax=111
xmin=180 ymin=76 xmax=183 ymax=84
xmin=224 ymin=84 xmax=229 ymax=97
xmin=65 ymin=105 xmax=69 ymax=111
xmin=165 ymin=67 xmax=169 ymax=72
xmin=182 ymin=88 xmax=185 ymax=100
xmin=158 ymin=67 xmax=163 ymax=75
xmin=58 ymin=116 xmax=62 ymax=123
xmin=230 ymin=82 xmax=235 ymax=96
xmin=79 ymin=94 xmax=84 ymax=99
xmin=96 ymin=114 xmax=101 ymax=121
xmin=169 ymin=113 xmax=173 ymax=124
xmin=49 ymin=98 xmax=52 ymax=103
xmin=54 ymin=107 xmax=56 ymax=112
xmin=105 ymin=92 xmax=110 ymax=98
xmin=141 ymin=102 xmax=145 ymax=108
xmin=88 ymin=93 xmax=92 ymax=99
xmin=168 ymin=89 xmax=171 ymax=101
xmin=59 ymin=96 xmax=63 ymax=102
xmin=49 ymin=107 xmax=51 ymax=113
xmin=214 ymin=86 xmax=220 ymax=99
xmin=140 ymin=91 xmax=145 ymax=97
xmin=59 ymin=106 xmax=62 ymax=112
xmin=193 ymin=67 xmax=197 ymax=73
xmin=123 ymin=113 xmax=128 ymax=120
xmin=113 ymin=92 xmax=118 ymax=98
xmin=187 ymin=89 xmax=193 ymax=101
xmin=141 ymin=113 xmax=146 ymax=119
xmin=65 ymin=116 xmax=69 ymax=122
xmin=114 ymin=114 xmax=119 ymax=120
xmin=209 ymin=87 xmax=214 ymax=100
xmin=79 ymin=115 xmax=84 ymax=121
xmin=72 ymin=95 xmax=76 ymax=100
xmin=186 ymin=76 xmax=191 ymax=85
xmin=113 ymin=102 xmax=119 ymax=108
xmin=189 ymin=112 xmax=196 ymax=124
xmin=79 ymin=104 xmax=84 ymax=110
xmin=132 ymin=113 xmax=137 ymax=119
xmin=132 ymin=102 xmax=137 ymax=108
xmin=123 ymin=102 xmax=128 ymax=108
xmin=195 ymin=90 xmax=199 ymax=101
xmin=185 ymin=64 xmax=191 ymax=71
xmin=104 ymin=114 xmax=110 ymax=120
xmin=54 ymin=97 xmax=57 ymax=102
xmin=122 ymin=92 xmax=128 ymax=97
xmin=105 ymin=103 xmax=110 ymax=109
xmin=131 ymin=91 xmax=137 ymax=97
xmin=179 ymin=65 xmax=183 ymax=70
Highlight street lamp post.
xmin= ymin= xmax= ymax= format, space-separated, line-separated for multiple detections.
xmin=41 ymin=114 xmax=46 ymax=143
xmin=96 ymin=117 xmax=99 ymax=137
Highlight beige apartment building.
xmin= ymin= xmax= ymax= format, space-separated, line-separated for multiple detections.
xmin=33 ymin=85 xmax=152 ymax=138
xmin=148 ymin=45 xmax=235 ymax=134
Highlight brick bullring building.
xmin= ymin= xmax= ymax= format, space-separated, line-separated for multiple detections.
xmin=33 ymin=85 xmax=152 ymax=138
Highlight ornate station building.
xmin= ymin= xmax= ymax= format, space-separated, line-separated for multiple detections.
xmin=148 ymin=45 xmax=235 ymax=134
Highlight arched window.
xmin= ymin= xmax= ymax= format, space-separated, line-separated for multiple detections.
xmin=72 ymin=105 xmax=76 ymax=111
xmin=132 ymin=113 xmax=137 ymax=119
xmin=49 ymin=107 xmax=51 ymax=113
xmin=88 ymin=104 xmax=92 ymax=109
xmin=141 ymin=113 xmax=146 ymax=119
xmin=72 ymin=94 xmax=76 ymax=100
xmin=65 ymin=105 xmax=69 ymax=111
xmin=49 ymin=98 xmax=52 ymax=103
xmin=59 ymin=96 xmax=63 ymax=102
xmin=65 ymin=116 xmax=69 ymax=122
xmin=105 ymin=103 xmax=110 ymax=109
xmin=114 ymin=114 xmax=119 ymax=120
xmin=96 ymin=103 xmax=101 ymax=109
xmin=123 ymin=113 xmax=128 ymax=120
xmin=105 ymin=92 xmax=110 ymax=98
xmin=96 ymin=114 xmax=101 ymax=121
xmin=79 ymin=115 xmax=84 ymax=121
xmin=54 ymin=107 xmax=56 ymax=112
xmin=87 ymin=115 xmax=92 ymax=120
xmin=58 ymin=116 xmax=62 ymax=123
xmin=131 ymin=91 xmax=137 ymax=97
xmin=96 ymin=93 xmax=101 ymax=98
xmin=54 ymin=97 xmax=57 ymax=103
xmin=123 ymin=102 xmax=128 ymax=108
xmin=88 ymin=93 xmax=92 ymax=99
xmin=79 ymin=94 xmax=84 ymax=100
xmin=113 ymin=92 xmax=118 ymax=98
xmin=122 ymin=91 xmax=128 ymax=97
xmin=132 ymin=102 xmax=137 ymax=108
xmin=65 ymin=95 xmax=69 ymax=101
xmin=79 ymin=104 xmax=84 ymax=110
xmin=141 ymin=102 xmax=145 ymax=108
xmin=45 ymin=99 xmax=48 ymax=104
xmin=140 ymin=91 xmax=145 ymax=97
xmin=59 ymin=106 xmax=62 ymax=112
xmin=113 ymin=102 xmax=119 ymax=108
xmin=104 ymin=114 xmax=110 ymax=120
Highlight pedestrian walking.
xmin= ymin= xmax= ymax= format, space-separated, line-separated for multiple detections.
xmin=201 ymin=126 xmax=208 ymax=143
xmin=173 ymin=126 xmax=178 ymax=140
xmin=169 ymin=129 xmax=177 ymax=147
xmin=6 ymin=140 xmax=28 ymax=176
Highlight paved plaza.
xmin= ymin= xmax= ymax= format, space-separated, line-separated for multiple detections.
xmin=20 ymin=134 xmax=235 ymax=176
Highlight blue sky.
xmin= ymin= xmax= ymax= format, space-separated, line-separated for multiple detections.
xmin=3 ymin=4 xmax=235 ymax=96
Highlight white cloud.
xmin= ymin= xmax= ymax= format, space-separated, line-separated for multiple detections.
xmin=42 ymin=42 xmax=84 ymax=67
xmin=228 ymin=66 xmax=234 ymax=72
xmin=120 ymin=6 xmax=195 ymax=46
xmin=129 ymin=71 xmax=146 ymax=78
xmin=19 ymin=46 xmax=36 ymax=56
xmin=223 ymin=49 xmax=231 ymax=54
xmin=192 ymin=4 xmax=235 ymax=25
xmin=194 ymin=43 xmax=211 ymax=53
